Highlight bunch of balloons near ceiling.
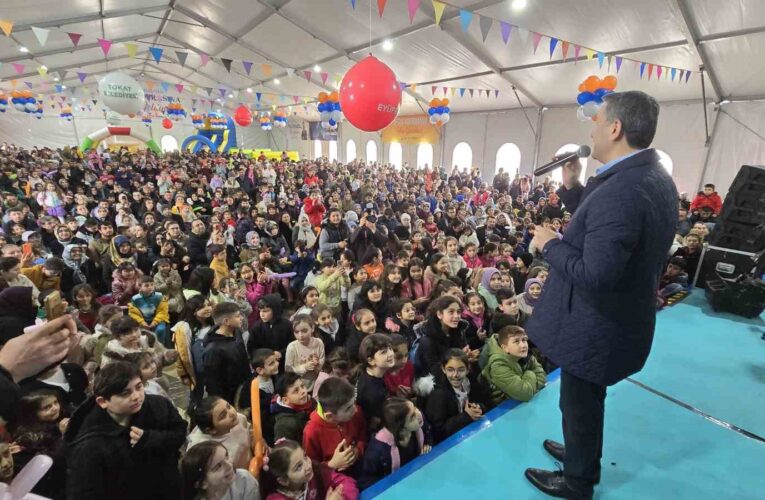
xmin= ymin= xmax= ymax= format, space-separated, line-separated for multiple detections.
xmin=191 ymin=114 xmax=204 ymax=127
xmin=576 ymin=75 xmax=618 ymax=121
xmin=273 ymin=110 xmax=288 ymax=128
xmin=166 ymin=102 xmax=187 ymax=122
xmin=60 ymin=107 xmax=73 ymax=122
xmin=10 ymin=90 xmax=38 ymax=113
xmin=428 ymin=98 xmax=451 ymax=125
xmin=142 ymin=115 xmax=152 ymax=125
xmin=0 ymin=93 xmax=8 ymax=112
xmin=317 ymin=91 xmax=342 ymax=130
xmin=259 ymin=114 xmax=273 ymax=131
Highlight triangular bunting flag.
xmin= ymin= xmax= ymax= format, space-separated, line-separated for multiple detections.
xmin=431 ymin=86 xmax=437 ymax=95
xmin=377 ymin=0 xmax=387 ymax=17
xmin=286 ymin=68 xmax=295 ymax=77
xmin=398 ymin=82 xmax=407 ymax=91
xmin=607 ymin=56 xmax=612 ymax=72
xmin=615 ymin=56 xmax=623 ymax=73
xmin=24 ymin=81 xmax=33 ymax=89
xmin=585 ymin=48 xmax=594 ymax=60
xmin=479 ymin=16 xmax=493 ymax=42
xmin=450 ymin=88 xmax=456 ymax=97
xmin=176 ymin=51 xmax=188 ymax=67
xmin=66 ymin=33 xmax=82 ymax=48
xmin=303 ymin=70 xmax=312 ymax=82
xmin=31 ymin=27 xmax=49 ymax=47
xmin=77 ymin=72 xmax=87 ymax=83
xmin=242 ymin=61 xmax=253 ymax=75
xmin=432 ymin=1 xmax=446 ymax=25
xmin=485 ymin=89 xmax=490 ymax=98
xmin=91 ymin=99 xmax=97 ymax=105
xmin=320 ymin=72 xmax=329 ymax=84
xmin=175 ymin=84 xmax=184 ymax=93
xmin=146 ymin=81 xmax=156 ymax=91
xmin=262 ymin=64 xmax=272 ymax=76
xmin=574 ymin=44 xmax=581 ymax=63
xmin=561 ymin=41 xmax=569 ymax=60
xmin=293 ymin=96 xmax=300 ymax=104
xmin=549 ymin=38 xmax=558 ymax=59
xmin=597 ymin=52 xmax=605 ymax=68
xmin=0 ymin=20 xmax=13 ymax=37
xmin=407 ymin=0 xmax=420 ymax=24
xmin=200 ymin=54 xmax=210 ymax=66
xmin=640 ymin=62 xmax=646 ymax=79
xmin=220 ymin=58 xmax=232 ymax=72
xmin=442 ymin=86 xmax=448 ymax=95
xmin=124 ymin=42 xmax=137 ymax=58
xmin=670 ymin=68 xmax=677 ymax=81
xmin=500 ymin=22 xmax=512 ymax=44
xmin=648 ymin=63 xmax=654 ymax=80
xmin=495 ymin=90 xmax=499 ymax=98
xmin=149 ymin=47 xmax=163 ymax=63
xmin=350 ymin=0 xmax=356 ymax=8
xmin=685 ymin=70 xmax=691 ymax=83
xmin=97 ymin=38 xmax=112 ymax=57
xmin=657 ymin=66 xmax=663 ymax=79
xmin=459 ymin=10 xmax=473 ymax=32
xmin=469 ymin=88 xmax=474 ymax=98
xmin=192 ymin=99 xmax=197 ymax=106
xmin=12 ymin=63 xmax=24 ymax=75
xmin=459 ymin=88 xmax=465 ymax=97
xmin=205 ymin=87 xmax=212 ymax=96
xmin=532 ymin=32 xmax=543 ymax=53
xmin=161 ymin=82 xmax=170 ymax=93
xmin=219 ymin=88 xmax=226 ymax=97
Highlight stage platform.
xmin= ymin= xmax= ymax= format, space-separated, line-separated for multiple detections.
xmin=362 ymin=291 xmax=765 ymax=500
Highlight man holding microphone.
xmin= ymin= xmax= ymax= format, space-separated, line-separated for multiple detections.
xmin=525 ymin=91 xmax=678 ymax=499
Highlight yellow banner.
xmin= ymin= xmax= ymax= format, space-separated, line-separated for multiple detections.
xmin=381 ymin=114 xmax=440 ymax=145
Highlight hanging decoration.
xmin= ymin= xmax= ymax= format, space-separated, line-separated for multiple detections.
xmin=162 ymin=117 xmax=173 ymax=129
xmin=34 ymin=103 xmax=43 ymax=119
xmin=317 ymin=91 xmax=342 ymax=130
xmin=259 ymin=114 xmax=273 ymax=131
xmin=60 ymin=107 xmax=73 ymax=122
xmin=273 ymin=110 xmax=288 ymax=128
xmin=233 ymin=105 xmax=253 ymax=127
xmin=142 ymin=115 xmax=152 ymax=126
xmin=208 ymin=114 xmax=227 ymax=130
xmin=427 ymin=98 xmax=450 ymax=125
xmin=98 ymin=71 xmax=145 ymax=115
xmin=339 ymin=55 xmax=400 ymax=132
xmin=0 ymin=93 xmax=7 ymax=112
xmin=575 ymin=74 xmax=618 ymax=121
xmin=10 ymin=90 xmax=37 ymax=113
xmin=166 ymin=102 xmax=187 ymax=122
xmin=191 ymin=114 xmax=205 ymax=127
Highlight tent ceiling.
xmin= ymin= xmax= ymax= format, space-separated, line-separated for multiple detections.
xmin=1 ymin=0 xmax=763 ymax=116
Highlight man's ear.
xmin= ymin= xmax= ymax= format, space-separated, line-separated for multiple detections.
xmin=610 ymin=119 xmax=625 ymax=143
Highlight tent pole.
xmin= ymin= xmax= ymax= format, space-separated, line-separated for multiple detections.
xmin=697 ymin=105 xmax=721 ymax=192
xmin=700 ymin=66 xmax=711 ymax=145
xmin=531 ymin=108 xmax=545 ymax=176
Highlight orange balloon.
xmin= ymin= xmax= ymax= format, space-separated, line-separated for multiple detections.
xmin=318 ymin=92 xmax=328 ymax=103
xmin=602 ymin=75 xmax=618 ymax=90
xmin=578 ymin=83 xmax=586 ymax=92
xmin=442 ymin=98 xmax=450 ymax=106
xmin=583 ymin=75 xmax=601 ymax=93
xmin=329 ymin=91 xmax=339 ymax=101
xmin=429 ymin=98 xmax=439 ymax=107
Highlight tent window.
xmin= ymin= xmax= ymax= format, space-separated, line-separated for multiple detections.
xmin=313 ymin=140 xmax=322 ymax=159
xmin=552 ymin=144 xmax=588 ymax=184
xmin=389 ymin=142 xmax=402 ymax=169
xmin=417 ymin=143 xmax=433 ymax=169
xmin=657 ymin=150 xmax=673 ymax=176
xmin=366 ymin=140 xmax=378 ymax=162
xmin=329 ymin=141 xmax=338 ymax=162
xmin=346 ymin=140 xmax=357 ymax=161
xmin=495 ymin=143 xmax=521 ymax=178
xmin=452 ymin=142 xmax=472 ymax=171
xmin=160 ymin=135 xmax=178 ymax=152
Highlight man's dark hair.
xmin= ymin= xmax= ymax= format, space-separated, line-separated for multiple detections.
xmin=317 ymin=376 xmax=355 ymax=413
xmin=496 ymin=287 xmax=516 ymax=302
xmin=251 ymin=348 xmax=276 ymax=370
xmin=94 ymin=361 xmax=141 ymax=399
xmin=602 ymin=91 xmax=660 ymax=149
xmin=112 ymin=316 xmax=140 ymax=337
xmin=43 ymin=257 xmax=65 ymax=272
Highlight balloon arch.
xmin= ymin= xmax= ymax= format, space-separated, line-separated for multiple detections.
xmin=80 ymin=126 xmax=161 ymax=155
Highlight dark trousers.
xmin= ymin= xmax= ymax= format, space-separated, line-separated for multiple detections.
xmin=560 ymin=370 xmax=607 ymax=494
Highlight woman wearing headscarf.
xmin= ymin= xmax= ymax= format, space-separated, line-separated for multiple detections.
xmin=344 ymin=210 xmax=359 ymax=232
xmin=291 ymin=214 xmax=317 ymax=252
xmin=516 ymin=278 xmax=542 ymax=316
xmin=61 ymin=244 xmax=100 ymax=298
xmin=101 ymin=235 xmax=135 ymax=289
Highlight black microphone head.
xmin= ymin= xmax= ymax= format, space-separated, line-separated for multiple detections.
xmin=577 ymin=145 xmax=591 ymax=158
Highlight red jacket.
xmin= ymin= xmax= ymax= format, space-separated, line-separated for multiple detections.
xmin=302 ymin=406 xmax=367 ymax=465
xmin=303 ymin=197 xmax=326 ymax=227
xmin=690 ymin=192 xmax=723 ymax=214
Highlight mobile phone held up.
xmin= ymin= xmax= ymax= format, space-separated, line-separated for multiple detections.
xmin=44 ymin=291 xmax=67 ymax=321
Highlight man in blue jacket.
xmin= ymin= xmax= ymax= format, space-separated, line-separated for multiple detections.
xmin=524 ymin=91 xmax=677 ymax=499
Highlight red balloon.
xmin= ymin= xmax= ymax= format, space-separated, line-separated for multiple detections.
xmin=339 ymin=55 xmax=401 ymax=132
xmin=162 ymin=118 xmax=172 ymax=129
xmin=234 ymin=105 xmax=252 ymax=127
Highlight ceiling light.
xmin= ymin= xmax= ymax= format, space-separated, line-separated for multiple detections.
xmin=274 ymin=78 xmax=280 ymax=85
xmin=19 ymin=46 xmax=29 ymax=53
xmin=247 ymin=87 xmax=253 ymax=93
xmin=719 ymin=99 xmax=731 ymax=105
xmin=62 ymin=85 xmax=67 ymax=89
xmin=53 ymin=77 xmax=59 ymax=82
xmin=313 ymin=64 xmax=321 ymax=72
xmin=216 ymin=98 xmax=221 ymax=102
xmin=382 ymin=40 xmax=393 ymax=51
xmin=228 ymin=93 xmax=234 ymax=98
xmin=512 ymin=0 xmax=527 ymax=11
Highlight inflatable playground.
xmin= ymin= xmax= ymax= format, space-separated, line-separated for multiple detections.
xmin=182 ymin=112 xmax=237 ymax=153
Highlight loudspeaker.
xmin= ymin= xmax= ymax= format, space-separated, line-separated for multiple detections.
xmin=709 ymin=165 xmax=765 ymax=252
xmin=693 ymin=245 xmax=765 ymax=288
xmin=704 ymin=275 xmax=765 ymax=318
xmin=708 ymin=220 xmax=765 ymax=253
xmin=727 ymin=165 xmax=765 ymax=193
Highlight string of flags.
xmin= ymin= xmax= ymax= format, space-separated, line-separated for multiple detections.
xmin=351 ymin=0 xmax=697 ymax=83
xmin=400 ymin=82 xmax=501 ymax=99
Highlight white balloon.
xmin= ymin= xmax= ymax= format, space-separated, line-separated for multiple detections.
xmin=99 ymin=71 xmax=145 ymax=115
xmin=582 ymin=101 xmax=599 ymax=118
xmin=441 ymin=113 xmax=450 ymax=124
xmin=14 ymin=103 xmax=25 ymax=112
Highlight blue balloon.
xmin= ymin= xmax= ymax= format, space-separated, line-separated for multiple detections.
xmin=593 ymin=88 xmax=609 ymax=100
xmin=328 ymin=118 xmax=336 ymax=126
xmin=428 ymin=108 xmax=436 ymax=116
xmin=577 ymin=92 xmax=595 ymax=105
xmin=333 ymin=102 xmax=340 ymax=111
xmin=443 ymin=107 xmax=450 ymax=114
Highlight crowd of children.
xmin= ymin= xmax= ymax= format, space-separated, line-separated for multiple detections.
xmin=0 ymin=142 xmax=702 ymax=498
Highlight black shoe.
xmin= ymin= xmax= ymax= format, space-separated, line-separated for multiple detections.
xmin=524 ymin=468 xmax=593 ymax=499
xmin=541 ymin=440 xmax=601 ymax=484
xmin=544 ymin=439 xmax=565 ymax=462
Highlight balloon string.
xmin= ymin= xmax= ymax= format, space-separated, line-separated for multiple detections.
xmin=369 ymin=0 xmax=372 ymax=54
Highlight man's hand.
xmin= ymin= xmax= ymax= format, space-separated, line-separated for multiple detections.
xmin=560 ymin=157 xmax=583 ymax=189
xmin=0 ymin=315 xmax=75 ymax=382
xmin=532 ymin=226 xmax=559 ymax=252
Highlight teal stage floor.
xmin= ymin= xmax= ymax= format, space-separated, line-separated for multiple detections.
xmin=362 ymin=292 xmax=765 ymax=500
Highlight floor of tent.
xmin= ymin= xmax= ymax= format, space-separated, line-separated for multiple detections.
xmin=362 ymin=291 xmax=765 ymax=500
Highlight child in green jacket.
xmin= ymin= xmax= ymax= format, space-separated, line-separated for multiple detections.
xmin=481 ymin=326 xmax=546 ymax=405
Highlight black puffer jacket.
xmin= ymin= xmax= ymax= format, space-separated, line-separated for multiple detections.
xmin=0 ymin=286 xmax=37 ymax=345
xmin=203 ymin=330 xmax=251 ymax=405
xmin=64 ymin=395 xmax=186 ymax=500
xmin=414 ymin=316 xmax=469 ymax=378
xmin=247 ymin=294 xmax=293 ymax=360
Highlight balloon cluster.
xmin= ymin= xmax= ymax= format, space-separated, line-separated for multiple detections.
xmin=0 ymin=94 xmax=7 ymax=113
xmin=273 ymin=110 xmax=288 ymax=128
xmin=166 ymin=102 xmax=187 ymax=122
xmin=208 ymin=113 xmax=227 ymax=130
xmin=259 ymin=114 xmax=273 ymax=131
xmin=317 ymin=91 xmax=342 ymax=130
xmin=60 ymin=107 xmax=73 ymax=122
xmin=576 ymin=75 xmax=618 ymax=121
xmin=142 ymin=115 xmax=152 ymax=125
xmin=10 ymin=90 xmax=38 ymax=113
xmin=34 ymin=103 xmax=43 ymax=120
xmin=191 ymin=114 xmax=204 ymax=127
xmin=428 ymin=98 xmax=451 ymax=126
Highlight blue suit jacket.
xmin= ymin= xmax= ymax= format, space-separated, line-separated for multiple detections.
xmin=527 ymin=149 xmax=678 ymax=386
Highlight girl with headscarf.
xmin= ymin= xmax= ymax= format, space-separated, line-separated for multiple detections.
xmin=477 ymin=267 xmax=502 ymax=312
xmin=516 ymin=278 xmax=543 ymax=315
xmin=291 ymin=213 xmax=318 ymax=253
xmin=344 ymin=210 xmax=359 ymax=232
xmin=101 ymin=235 xmax=135 ymax=289
xmin=61 ymin=244 xmax=99 ymax=297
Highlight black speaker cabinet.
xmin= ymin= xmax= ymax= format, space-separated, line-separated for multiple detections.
xmin=708 ymin=220 xmax=765 ymax=253
xmin=693 ymin=245 xmax=764 ymax=288
xmin=704 ymin=275 xmax=765 ymax=318
xmin=727 ymin=165 xmax=765 ymax=193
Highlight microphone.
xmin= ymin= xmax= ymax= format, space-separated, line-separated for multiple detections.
xmin=534 ymin=145 xmax=591 ymax=177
